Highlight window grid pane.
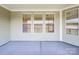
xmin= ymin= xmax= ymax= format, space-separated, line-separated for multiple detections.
xmin=45 ymin=14 xmax=54 ymax=33
xmin=46 ymin=14 xmax=54 ymax=20
xmin=34 ymin=15 xmax=42 ymax=20
xmin=66 ymin=23 xmax=78 ymax=35
xmin=34 ymin=24 xmax=42 ymax=33
xmin=66 ymin=23 xmax=78 ymax=26
xmin=66 ymin=29 xmax=71 ymax=34
xmin=23 ymin=14 xmax=31 ymax=33
xmin=71 ymin=29 xmax=78 ymax=35
xmin=66 ymin=8 xmax=78 ymax=20
xmin=66 ymin=29 xmax=78 ymax=35
xmin=23 ymin=24 xmax=31 ymax=32
xmin=46 ymin=24 xmax=54 ymax=32
xmin=23 ymin=15 xmax=31 ymax=22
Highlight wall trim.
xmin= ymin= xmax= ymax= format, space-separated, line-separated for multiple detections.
xmin=61 ymin=4 xmax=79 ymax=11
xmin=0 ymin=4 xmax=11 ymax=11
xmin=11 ymin=9 xmax=61 ymax=11
xmin=1 ymin=4 xmax=78 ymax=12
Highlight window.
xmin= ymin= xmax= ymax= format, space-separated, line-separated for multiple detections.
xmin=34 ymin=24 xmax=42 ymax=33
xmin=23 ymin=14 xmax=55 ymax=33
xmin=65 ymin=8 xmax=79 ymax=35
xmin=45 ymin=14 xmax=54 ymax=33
xmin=23 ymin=14 xmax=31 ymax=32
xmin=34 ymin=14 xmax=43 ymax=33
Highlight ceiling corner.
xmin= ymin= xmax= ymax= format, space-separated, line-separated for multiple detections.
xmin=0 ymin=4 xmax=12 ymax=11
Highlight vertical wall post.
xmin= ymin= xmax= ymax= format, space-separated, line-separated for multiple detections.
xmin=60 ymin=11 xmax=63 ymax=41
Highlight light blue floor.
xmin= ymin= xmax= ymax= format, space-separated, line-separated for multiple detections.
xmin=0 ymin=41 xmax=79 ymax=55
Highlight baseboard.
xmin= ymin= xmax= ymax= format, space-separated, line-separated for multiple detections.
xmin=11 ymin=39 xmax=60 ymax=41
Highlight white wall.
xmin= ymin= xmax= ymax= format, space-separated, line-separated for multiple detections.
xmin=62 ymin=10 xmax=79 ymax=46
xmin=0 ymin=4 xmax=79 ymax=46
xmin=0 ymin=6 xmax=11 ymax=46
xmin=11 ymin=12 xmax=60 ymax=41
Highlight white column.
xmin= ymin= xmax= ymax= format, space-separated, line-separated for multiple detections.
xmin=78 ymin=8 xmax=79 ymax=36
xmin=31 ymin=14 xmax=34 ymax=33
xmin=60 ymin=11 xmax=63 ymax=41
xmin=43 ymin=14 xmax=46 ymax=33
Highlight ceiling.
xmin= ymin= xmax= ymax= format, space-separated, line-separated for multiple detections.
xmin=1 ymin=4 xmax=76 ymax=11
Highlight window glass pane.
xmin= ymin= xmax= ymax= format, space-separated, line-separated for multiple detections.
xmin=66 ymin=8 xmax=78 ymax=20
xmin=46 ymin=24 xmax=54 ymax=32
xmin=23 ymin=24 xmax=31 ymax=32
xmin=34 ymin=24 xmax=42 ymax=33
xmin=66 ymin=23 xmax=78 ymax=35
xmin=66 ymin=29 xmax=78 ymax=35
xmin=66 ymin=23 xmax=78 ymax=26
xmin=46 ymin=14 xmax=54 ymax=20
xmin=23 ymin=14 xmax=31 ymax=24
xmin=71 ymin=29 xmax=78 ymax=35
xmin=66 ymin=29 xmax=71 ymax=34
xmin=34 ymin=14 xmax=42 ymax=20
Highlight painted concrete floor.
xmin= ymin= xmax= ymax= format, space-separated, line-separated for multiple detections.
xmin=0 ymin=41 xmax=79 ymax=55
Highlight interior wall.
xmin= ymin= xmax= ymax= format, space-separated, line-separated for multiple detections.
xmin=0 ymin=6 xmax=11 ymax=46
xmin=11 ymin=12 xmax=60 ymax=41
xmin=0 ymin=4 xmax=79 ymax=46
xmin=62 ymin=10 xmax=79 ymax=46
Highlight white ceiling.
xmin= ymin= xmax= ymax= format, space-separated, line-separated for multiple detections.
xmin=1 ymin=4 xmax=76 ymax=11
